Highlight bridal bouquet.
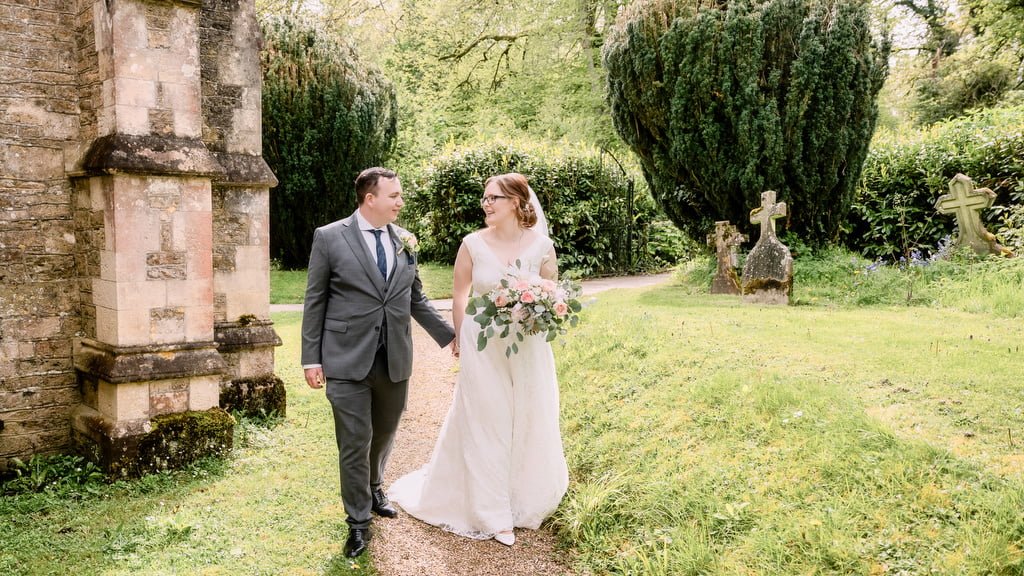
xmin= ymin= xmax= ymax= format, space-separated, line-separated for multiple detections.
xmin=466 ymin=264 xmax=583 ymax=357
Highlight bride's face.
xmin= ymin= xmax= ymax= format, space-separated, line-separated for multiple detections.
xmin=481 ymin=181 xmax=516 ymax=226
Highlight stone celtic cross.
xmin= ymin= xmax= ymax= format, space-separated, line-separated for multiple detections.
xmin=934 ymin=173 xmax=1006 ymax=256
xmin=750 ymin=190 xmax=787 ymax=241
xmin=741 ymin=190 xmax=792 ymax=305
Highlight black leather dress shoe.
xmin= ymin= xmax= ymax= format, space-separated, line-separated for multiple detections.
xmin=344 ymin=528 xmax=371 ymax=558
xmin=371 ymin=488 xmax=398 ymax=518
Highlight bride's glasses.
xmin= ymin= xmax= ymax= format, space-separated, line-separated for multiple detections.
xmin=480 ymin=195 xmax=510 ymax=206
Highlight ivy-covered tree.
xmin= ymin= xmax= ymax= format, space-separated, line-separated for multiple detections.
xmin=261 ymin=15 xmax=397 ymax=268
xmin=603 ymin=0 xmax=889 ymax=244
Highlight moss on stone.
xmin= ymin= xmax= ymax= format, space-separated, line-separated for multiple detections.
xmin=219 ymin=375 xmax=286 ymax=418
xmin=131 ymin=408 xmax=234 ymax=476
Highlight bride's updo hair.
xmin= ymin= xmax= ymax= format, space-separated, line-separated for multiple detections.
xmin=484 ymin=173 xmax=538 ymax=229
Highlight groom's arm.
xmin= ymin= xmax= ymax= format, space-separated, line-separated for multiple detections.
xmin=301 ymin=229 xmax=331 ymax=371
xmin=409 ymin=267 xmax=455 ymax=348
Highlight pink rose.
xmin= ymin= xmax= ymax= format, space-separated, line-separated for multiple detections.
xmin=554 ymin=302 xmax=569 ymax=317
xmin=540 ymin=279 xmax=557 ymax=293
xmin=520 ymin=290 xmax=536 ymax=304
xmin=494 ymin=293 xmax=509 ymax=308
xmin=514 ymin=280 xmax=531 ymax=291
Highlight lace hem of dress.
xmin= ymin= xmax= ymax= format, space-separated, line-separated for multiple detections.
xmin=435 ymin=523 xmax=508 ymax=541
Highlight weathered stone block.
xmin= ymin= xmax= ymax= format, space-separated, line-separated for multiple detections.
xmin=184 ymin=305 xmax=214 ymax=341
xmin=146 ymin=265 xmax=187 ymax=280
xmin=220 ymin=375 xmax=285 ymax=418
xmin=0 ymin=143 xmax=64 ymax=180
xmin=174 ymin=108 xmax=202 ymax=138
xmin=212 ymin=245 xmax=236 ymax=272
xmin=150 ymin=389 xmax=188 ymax=416
xmin=132 ymin=407 xmax=233 ymax=476
xmin=74 ymin=338 xmax=226 ymax=385
xmin=0 ymin=386 xmax=79 ymax=412
xmin=113 ymin=104 xmax=150 ymax=135
xmin=97 ymin=379 xmax=148 ymax=421
xmin=70 ymin=405 xmax=233 ymax=478
xmin=1 ymin=404 xmax=76 ymax=436
xmin=188 ymin=375 xmax=220 ymax=411
xmin=150 ymin=306 xmax=185 ymax=339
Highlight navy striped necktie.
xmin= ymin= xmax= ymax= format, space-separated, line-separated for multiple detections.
xmin=371 ymin=229 xmax=388 ymax=280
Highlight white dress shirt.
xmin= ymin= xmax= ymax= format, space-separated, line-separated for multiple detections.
xmin=355 ymin=210 xmax=395 ymax=279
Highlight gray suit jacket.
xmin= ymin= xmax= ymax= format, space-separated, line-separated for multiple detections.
xmin=300 ymin=212 xmax=454 ymax=382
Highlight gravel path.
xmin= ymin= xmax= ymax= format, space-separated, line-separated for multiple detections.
xmin=325 ymin=273 xmax=670 ymax=575
xmin=369 ymin=321 xmax=572 ymax=576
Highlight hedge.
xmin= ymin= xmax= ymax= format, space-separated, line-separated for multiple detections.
xmin=845 ymin=106 xmax=1024 ymax=259
xmin=401 ymin=143 xmax=692 ymax=276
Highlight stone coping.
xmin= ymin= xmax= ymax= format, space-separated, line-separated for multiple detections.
xmin=74 ymin=337 xmax=227 ymax=384
xmin=214 ymin=319 xmax=283 ymax=353
xmin=76 ymin=133 xmax=225 ymax=179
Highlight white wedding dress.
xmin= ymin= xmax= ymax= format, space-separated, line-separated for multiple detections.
xmin=388 ymin=231 xmax=569 ymax=539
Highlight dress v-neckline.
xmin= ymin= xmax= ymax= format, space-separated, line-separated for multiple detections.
xmin=477 ymin=230 xmax=541 ymax=267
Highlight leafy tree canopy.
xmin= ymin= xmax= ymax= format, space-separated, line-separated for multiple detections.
xmin=258 ymin=0 xmax=630 ymax=171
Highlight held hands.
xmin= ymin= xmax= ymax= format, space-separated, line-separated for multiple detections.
xmin=449 ymin=338 xmax=460 ymax=358
xmin=304 ymin=366 xmax=326 ymax=389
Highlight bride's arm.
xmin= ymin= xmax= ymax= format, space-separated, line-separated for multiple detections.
xmin=540 ymin=245 xmax=558 ymax=281
xmin=452 ymin=241 xmax=474 ymax=340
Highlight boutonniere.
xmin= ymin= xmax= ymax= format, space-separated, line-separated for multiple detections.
xmin=397 ymin=232 xmax=419 ymax=260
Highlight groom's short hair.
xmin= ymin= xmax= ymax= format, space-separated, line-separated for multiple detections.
xmin=355 ymin=167 xmax=398 ymax=204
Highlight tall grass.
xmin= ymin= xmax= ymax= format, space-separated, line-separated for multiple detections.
xmin=553 ymin=283 xmax=1024 ymax=574
xmin=682 ymin=247 xmax=1024 ymax=316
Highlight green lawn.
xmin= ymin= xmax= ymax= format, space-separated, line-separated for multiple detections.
xmin=554 ymin=283 xmax=1024 ymax=574
xmin=271 ymin=263 xmax=454 ymax=304
xmin=1 ymin=312 xmax=374 ymax=576
xmin=5 ymin=256 xmax=1024 ymax=575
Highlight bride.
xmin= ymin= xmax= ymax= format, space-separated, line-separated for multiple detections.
xmin=388 ymin=173 xmax=568 ymax=546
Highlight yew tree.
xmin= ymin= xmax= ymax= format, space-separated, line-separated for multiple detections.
xmin=603 ymin=0 xmax=889 ymax=243
xmin=261 ymin=15 xmax=397 ymax=268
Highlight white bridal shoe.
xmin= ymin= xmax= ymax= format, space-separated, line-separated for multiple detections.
xmin=494 ymin=530 xmax=515 ymax=546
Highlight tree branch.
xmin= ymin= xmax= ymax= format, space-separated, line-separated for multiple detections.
xmin=439 ymin=33 xmax=530 ymax=62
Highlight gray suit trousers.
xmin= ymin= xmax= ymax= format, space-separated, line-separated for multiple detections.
xmin=325 ymin=345 xmax=408 ymax=529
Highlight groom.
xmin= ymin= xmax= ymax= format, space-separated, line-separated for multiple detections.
xmin=301 ymin=167 xmax=455 ymax=558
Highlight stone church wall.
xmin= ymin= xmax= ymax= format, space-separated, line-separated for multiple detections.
xmin=0 ymin=0 xmax=83 ymax=465
xmin=1 ymin=0 xmax=279 ymax=473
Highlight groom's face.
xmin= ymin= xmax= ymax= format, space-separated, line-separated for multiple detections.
xmin=364 ymin=177 xmax=404 ymax=227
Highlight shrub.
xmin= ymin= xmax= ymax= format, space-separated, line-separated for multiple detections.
xmin=261 ymin=14 xmax=398 ymax=268
xmin=846 ymin=105 xmax=1024 ymax=259
xmin=402 ymin=142 xmax=691 ymax=276
xmin=602 ymin=0 xmax=889 ymax=246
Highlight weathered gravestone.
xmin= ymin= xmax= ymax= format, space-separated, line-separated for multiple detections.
xmin=707 ymin=221 xmax=746 ymax=295
xmin=741 ymin=191 xmax=793 ymax=305
xmin=934 ymin=173 xmax=1013 ymax=257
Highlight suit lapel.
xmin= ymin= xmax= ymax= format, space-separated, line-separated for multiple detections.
xmin=386 ymin=224 xmax=407 ymax=290
xmin=341 ymin=213 xmax=386 ymax=297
